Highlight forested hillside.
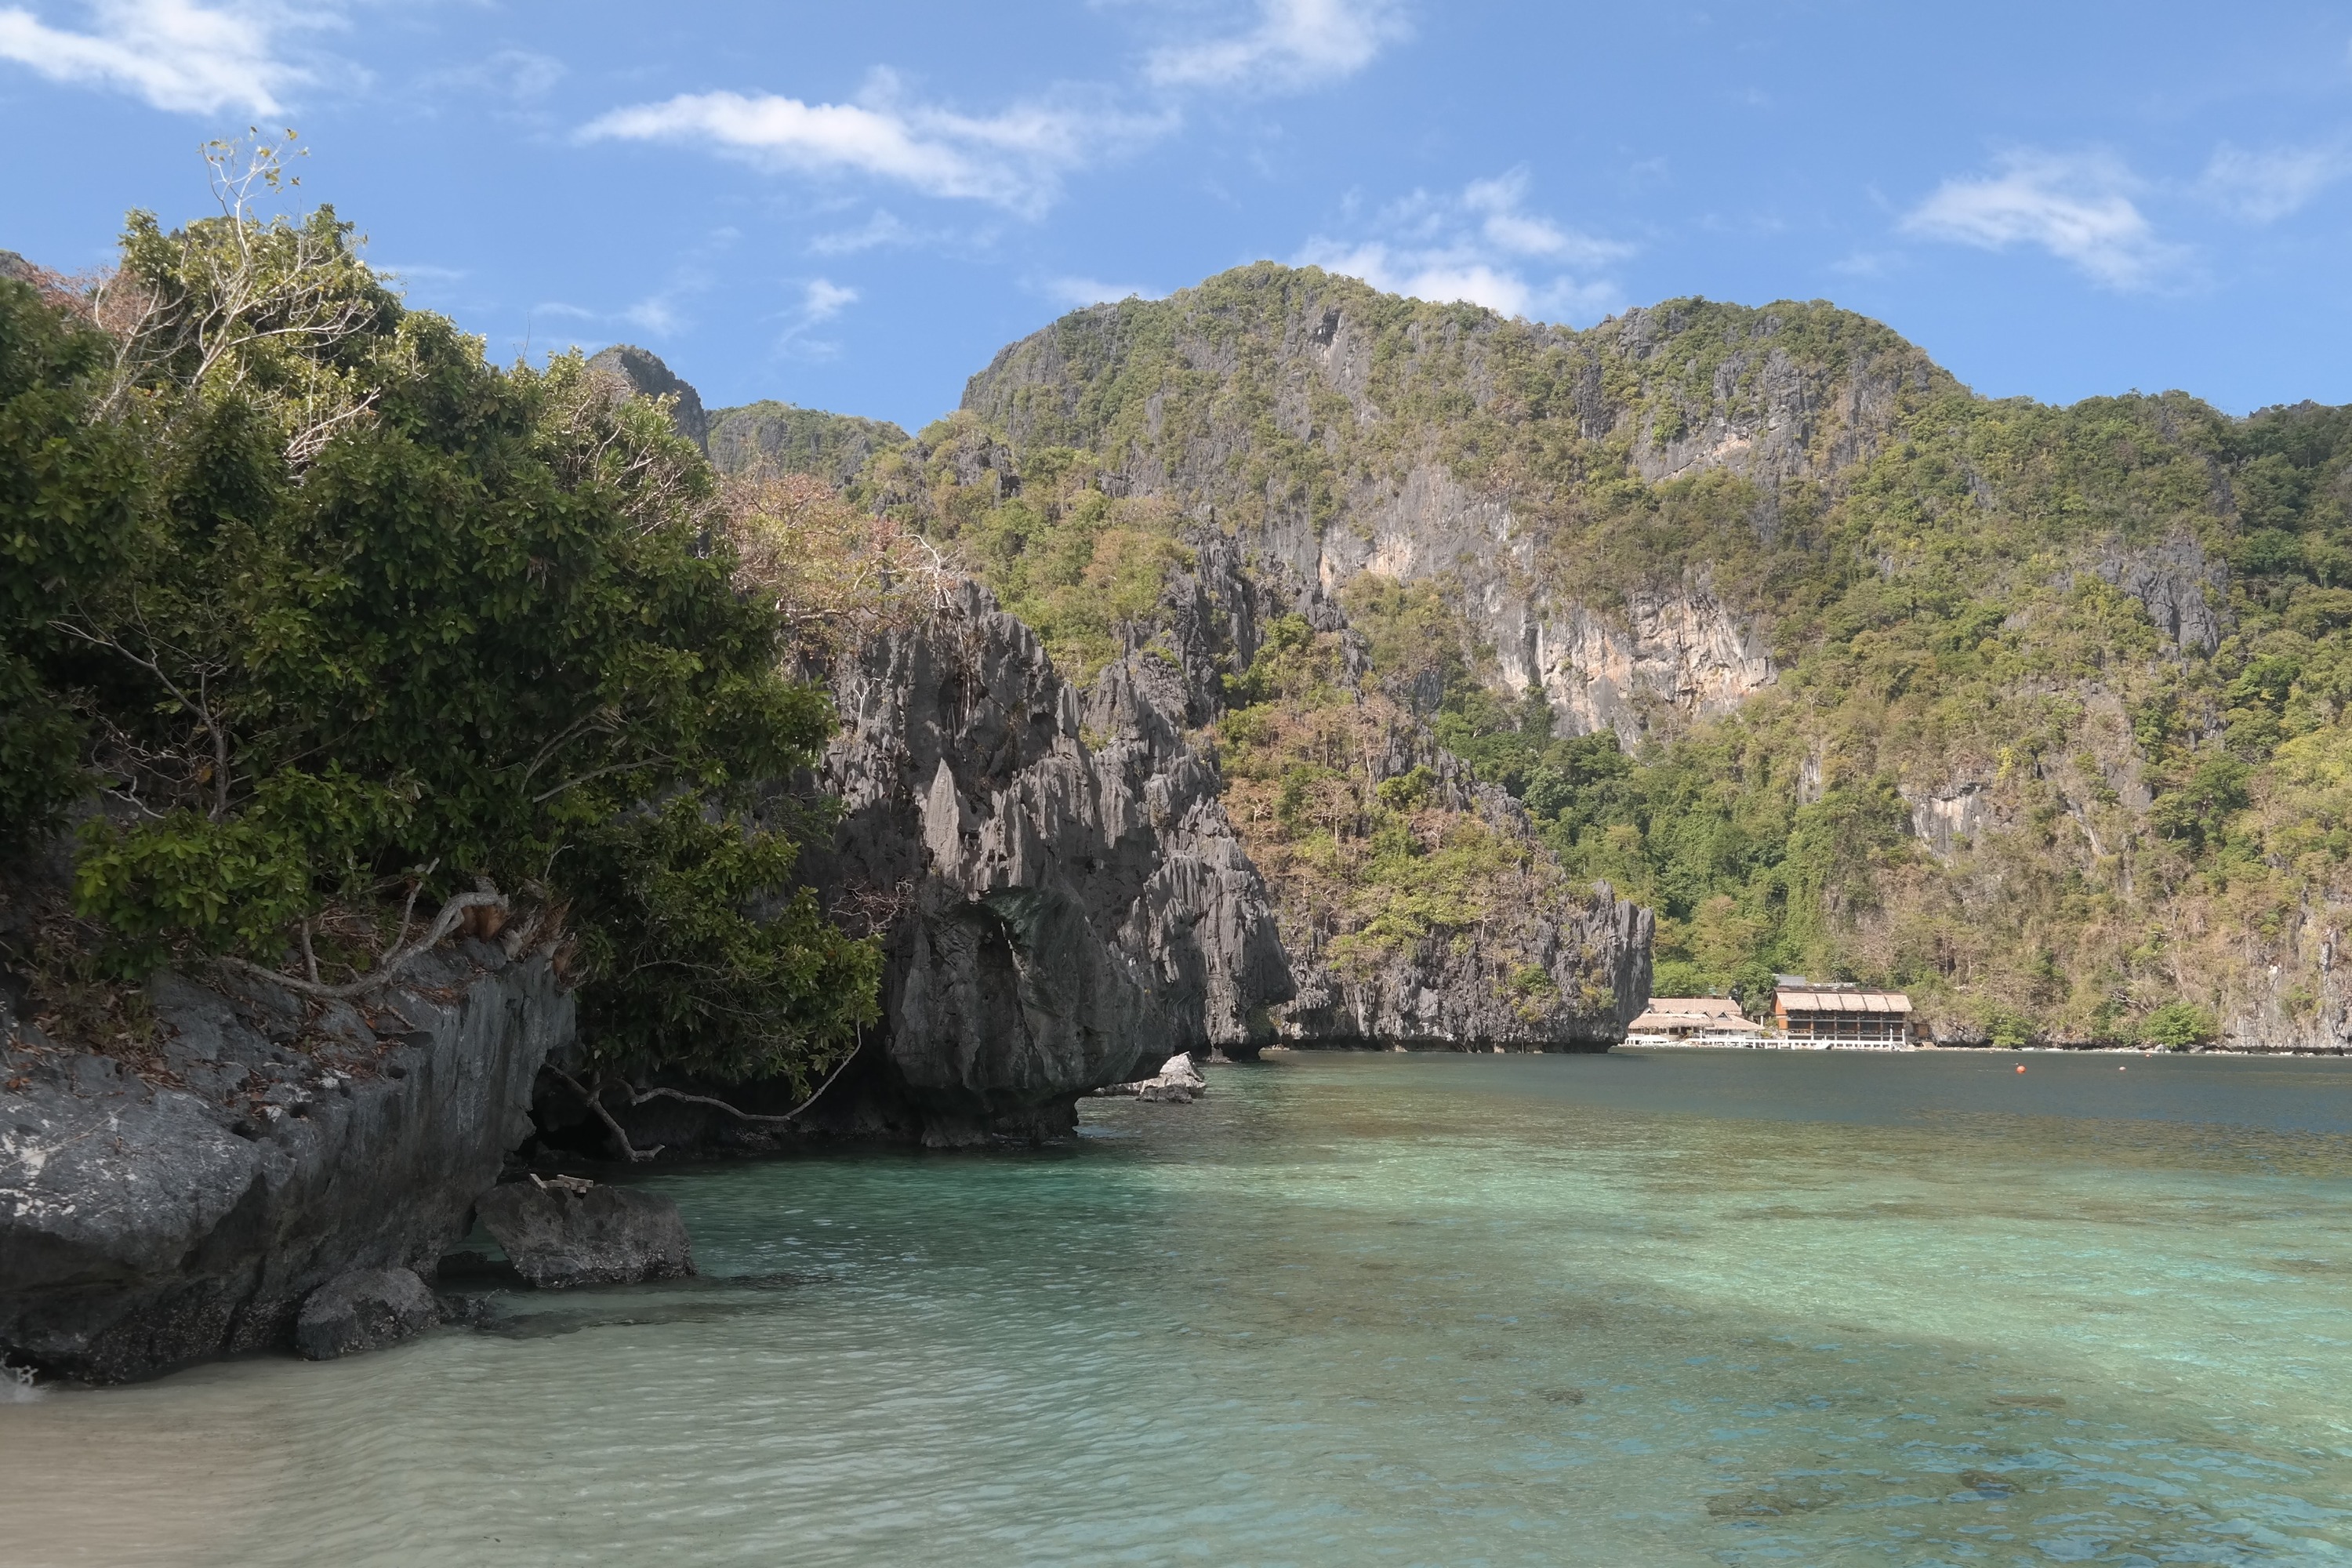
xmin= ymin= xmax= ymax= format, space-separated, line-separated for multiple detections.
xmin=818 ymin=263 xmax=2352 ymax=1048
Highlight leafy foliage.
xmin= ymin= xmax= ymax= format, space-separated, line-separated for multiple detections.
xmin=0 ymin=274 xmax=146 ymax=851
xmin=1212 ymin=620 xmax=1569 ymax=1006
xmin=862 ymin=413 xmax=1193 ymax=681
xmin=2 ymin=147 xmax=877 ymax=1082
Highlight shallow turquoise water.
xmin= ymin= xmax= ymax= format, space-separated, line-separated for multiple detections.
xmin=9 ymin=1050 xmax=2352 ymax=1566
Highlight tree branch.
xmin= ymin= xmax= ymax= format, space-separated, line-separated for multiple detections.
xmin=547 ymin=1065 xmax=662 ymax=1163
xmin=622 ymin=1029 xmax=864 ymax=1126
xmin=216 ymin=884 xmax=508 ymax=1000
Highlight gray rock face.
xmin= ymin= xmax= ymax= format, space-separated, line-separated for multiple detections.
xmin=564 ymin=580 xmax=1294 ymax=1155
xmin=294 ymin=1266 xmax=439 ymax=1359
xmin=587 ymin=344 xmax=709 ymax=450
xmin=474 ymin=1181 xmax=693 ymax=1289
xmin=1107 ymin=526 xmax=1652 ymax=1048
xmin=1265 ymin=731 xmax=1651 ymax=1050
xmin=0 ymin=946 xmax=570 ymax=1383
xmin=805 ymin=583 xmax=1292 ymax=1142
xmin=960 ymin=269 xmax=1946 ymax=748
xmin=2092 ymin=533 xmax=2228 ymax=655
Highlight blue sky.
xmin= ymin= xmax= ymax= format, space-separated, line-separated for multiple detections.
xmin=4 ymin=1 xmax=2350 ymax=430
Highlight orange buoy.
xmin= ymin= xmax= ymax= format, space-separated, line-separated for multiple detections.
xmin=2015 ymin=1064 xmax=2026 ymax=1073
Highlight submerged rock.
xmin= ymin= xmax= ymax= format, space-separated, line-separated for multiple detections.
xmin=294 ymin=1267 xmax=440 ymax=1360
xmin=474 ymin=1179 xmax=695 ymax=1289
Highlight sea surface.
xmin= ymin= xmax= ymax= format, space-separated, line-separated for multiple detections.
xmin=7 ymin=1050 xmax=2352 ymax=1566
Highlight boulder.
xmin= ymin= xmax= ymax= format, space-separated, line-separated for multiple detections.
xmin=1095 ymin=1052 xmax=1208 ymax=1103
xmin=474 ymin=1179 xmax=694 ymax=1289
xmin=294 ymin=1268 xmax=439 ymax=1359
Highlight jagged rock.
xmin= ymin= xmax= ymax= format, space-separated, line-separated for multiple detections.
xmin=1120 ymin=533 xmax=1650 ymax=1048
xmin=1095 ymin=1051 xmax=1208 ymax=1101
xmin=0 ymin=943 xmax=570 ymax=1384
xmin=587 ymin=343 xmax=709 ymax=450
xmin=293 ymin=1267 xmax=439 ymax=1359
xmin=546 ymin=582 xmax=1293 ymax=1156
xmin=2092 ymin=533 xmax=2227 ymax=655
xmin=474 ymin=1180 xmax=694 ymax=1289
xmin=809 ymin=583 xmax=1290 ymax=1142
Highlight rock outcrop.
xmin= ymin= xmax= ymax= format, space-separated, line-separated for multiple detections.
xmin=809 ymin=585 xmax=1290 ymax=1136
xmin=475 ymin=1178 xmax=694 ymax=1288
xmin=1094 ymin=1051 xmax=1209 ymax=1102
xmin=1071 ymin=521 xmax=1650 ymax=1048
xmin=587 ymin=343 xmax=710 ymax=451
xmin=566 ymin=580 xmax=1295 ymax=1153
xmin=0 ymin=942 xmax=570 ymax=1383
xmin=1265 ymin=735 xmax=1651 ymax=1048
xmin=2092 ymin=533 xmax=2228 ymax=655
xmin=1500 ymin=581 xmax=1776 ymax=742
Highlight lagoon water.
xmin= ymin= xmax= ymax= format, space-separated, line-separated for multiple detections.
xmin=8 ymin=1050 xmax=2352 ymax=1566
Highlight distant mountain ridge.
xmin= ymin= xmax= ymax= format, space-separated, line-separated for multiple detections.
xmin=845 ymin=263 xmax=2351 ymax=1050
xmin=653 ymin=261 xmax=2352 ymax=1048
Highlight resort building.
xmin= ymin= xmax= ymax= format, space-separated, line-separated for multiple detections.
xmin=1626 ymin=996 xmax=1751 ymax=1042
xmin=1774 ymin=985 xmax=1914 ymax=1045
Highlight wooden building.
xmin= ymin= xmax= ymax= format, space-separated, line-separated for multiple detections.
xmin=1774 ymin=986 xmax=1913 ymax=1044
xmin=1626 ymin=996 xmax=1748 ymax=1040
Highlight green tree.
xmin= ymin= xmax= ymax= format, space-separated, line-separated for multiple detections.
xmin=0 ymin=272 xmax=147 ymax=853
xmin=8 ymin=140 xmax=878 ymax=1088
xmin=2139 ymin=1001 xmax=2216 ymax=1051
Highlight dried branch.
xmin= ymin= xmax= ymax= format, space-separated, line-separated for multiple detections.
xmin=216 ymin=883 xmax=509 ymax=1000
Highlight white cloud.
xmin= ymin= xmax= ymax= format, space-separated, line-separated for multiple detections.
xmin=1147 ymin=0 xmax=1406 ymax=91
xmin=800 ymin=278 xmax=857 ymax=322
xmin=1040 ymin=275 xmax=1162 ymax=309
xmin=1901 ymin=151 xmax=2175 ymax=290
xmin=1461 ymin=170 xmax=1625 ymax=266
xmin=0 ymin=0 xmax=314 ymax=114
xmin=582 ymin=72 xmax=1169 ymax=216
xmin=1295 ymin=170 xmax=1628 ymax=321
xmin=2201 ymin=140 xmax=2352 ymax=223
xmin=772 ymin=276 xmax=860 ymax=358
xmin=619 ymin=294 xmax=682 ymax=335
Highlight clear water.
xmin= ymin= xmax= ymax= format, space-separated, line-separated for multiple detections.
xmin=8 ymin=1051 xmax=2352 ymax=1566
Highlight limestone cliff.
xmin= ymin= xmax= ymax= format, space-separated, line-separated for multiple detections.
xmin=564 ymin=581 xmax=1294 ymax=1154
xmin=587 ymin=343 xmax=710 ymax=451
xmin=1122 ymin=537 xmax=1650 ymax=1046
xmin=706 ymin=399 xmax=910 ymax=488
xmin=805 ymin=581 xmax=1291 ymax=1134
xmin=957 ymin=266 xmax=1951 ymax=748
